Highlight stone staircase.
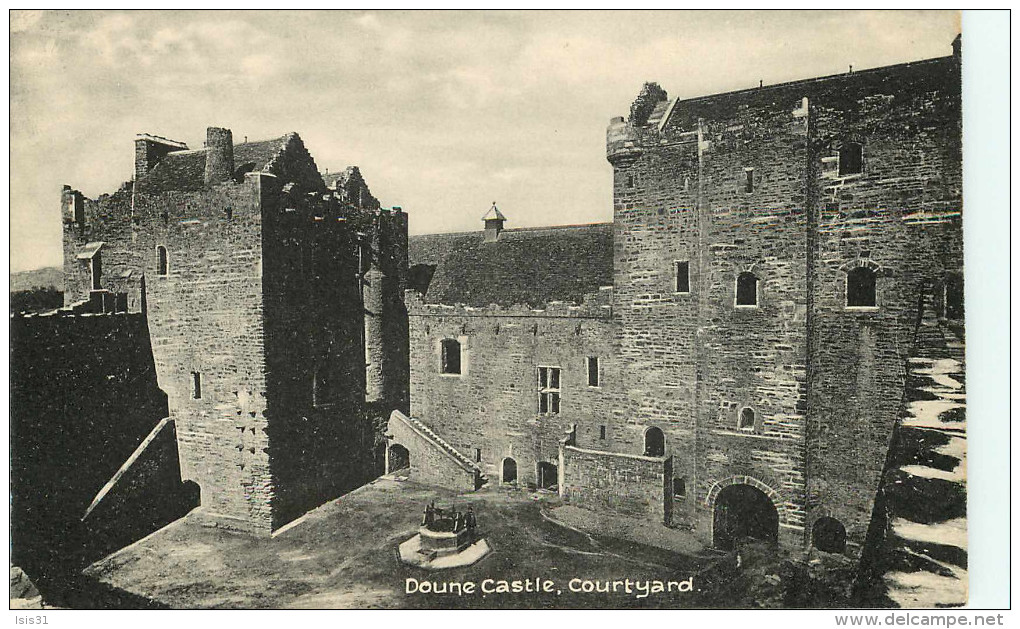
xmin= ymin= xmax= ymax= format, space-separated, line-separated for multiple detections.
xmin=865 ymin=310 xmax=967 ymax=607
xmin=392 ymin=411 xmax=488 ymax=486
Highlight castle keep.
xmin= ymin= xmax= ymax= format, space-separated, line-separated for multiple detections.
xmin=60 ymin=128 xmax=408 ymax=534
xmin=399 ymin=40 xmax=963 ymax=553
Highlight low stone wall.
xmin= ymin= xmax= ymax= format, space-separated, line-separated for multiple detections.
xmin=560 ymin=444 xmax=672 ymax=525
xmin=386 ymin=411 xmax=480 ymax=492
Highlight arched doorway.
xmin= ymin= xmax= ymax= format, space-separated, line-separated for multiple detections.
xmin=502 ymin=458 xmax=518 ymax=484
xmin=537 ymin=461 xmax=557 ymax=491
xmin=713 ymin=484 xmax=779 ymax=550
xmin=644 ymin=427 xmax=665 ymax=457
xmin=387 ymin=444 xmax=409 ymax=474
xmin=812 ymin=517 xmax=847 ymax=553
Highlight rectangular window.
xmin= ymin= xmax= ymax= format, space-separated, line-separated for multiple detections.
xmin=538 ymin=366 xmax=561 ymax=415
xmin=587 ymin=357 xmax=600 ymax=387
xmin=744 ymin=169 xmax=754 ymax=193
xmin=600 ymin=425 xmax=606 ymax=440
xmin=675 ymin=261 xmax=690 ymax=293
xmin=838 ymin=143 xmax=864 ymax=176
xmin=192 ymin=371 xmax=202 ymax=400
xmin=474 ymin=448 xmax=482 ymax=463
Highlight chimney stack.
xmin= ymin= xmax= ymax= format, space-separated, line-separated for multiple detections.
xmin=204 ymin=127 xmax=234 ymax=185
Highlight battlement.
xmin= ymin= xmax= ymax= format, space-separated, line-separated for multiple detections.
xmin=405 ymin=284 xmax=613 ymax=319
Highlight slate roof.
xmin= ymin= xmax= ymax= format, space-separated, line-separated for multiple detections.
xmin=135 ymin=137 xmax=290 ymax=194
xmin=408 ymin=223 xmax=613 ymax=309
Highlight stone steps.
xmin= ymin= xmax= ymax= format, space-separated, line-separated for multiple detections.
xmin=400 ymin=413 xmax=488 ymax=483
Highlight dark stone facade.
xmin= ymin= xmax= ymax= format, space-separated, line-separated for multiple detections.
xmin=406 ymin=43 xmax=963 ymax=554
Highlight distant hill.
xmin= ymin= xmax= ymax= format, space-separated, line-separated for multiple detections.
xmin=11 ymin=267 xmax=62 ymax=292
xmin=11 ymin=267 xmax=63 ymax=314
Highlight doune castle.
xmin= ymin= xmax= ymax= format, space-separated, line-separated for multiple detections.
xmin=12 ymin=38 xmax=962 ymax=572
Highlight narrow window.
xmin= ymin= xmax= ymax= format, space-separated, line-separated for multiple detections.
xmin=625 ymin=174 xmax=634 ymax=188
xmin=90 ymin=251 xmax=102 ymax=290
xmin=744 ymin=168 xmax=754 ymax=193
xmin=157 ymin=245 xmax=168 ymax=276
xmin=224 ymin=207 xmax=233 ymax=220
xmin=673 ymin=477 xmax=686 ymax=499
xmin=600 ymin=425 xmax=606 ymax=440
xmin=838 ymin=143 xmax=863 ymax=176
xmin=192 ymin=372 xmax=202 ymax=400
xmin=739 ymin=407 xmax=755 ymax=431
xmin=944 ymin=273 xmax=964 ymax=319
xmin=538 ymin=366 xmax=561 ymax=415
xmin=474 ymin=448 xmax=482 ymax=463
xmin=675 ymin=261 xmax=690 ymax=293
xmin=312 ymin=363 xmax=332 ymax=407
xmin=441 ymin=339 xmax=462 ymax=375
xmin=161 ymin=211 xmax=169 ymax=227
xmin=736 ymin=272 xmax=758 ymax=306
xmin=846 ymin=267 xmax=877 ymax=307
xmin=587 ymin=357 xmax=600 ymax=387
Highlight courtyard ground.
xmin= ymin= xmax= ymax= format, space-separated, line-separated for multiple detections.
xmin=84 ymin=477 xmax=733 ymax=609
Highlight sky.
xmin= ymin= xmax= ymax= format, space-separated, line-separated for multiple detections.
xmin=9 ymin=10 xmax=960 ymax=272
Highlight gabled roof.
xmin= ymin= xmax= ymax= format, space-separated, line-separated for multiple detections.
xmin=408 ymin=223 xmax=613 ymax=309
xmin=134 ymin=136 xmax=291 ymax=194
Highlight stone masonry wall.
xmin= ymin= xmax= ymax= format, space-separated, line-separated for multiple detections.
xmin=561 ymin=445 xmax=672 ymax=524
xmin=131 ymin=173 xmax=273 ymax=533
xmin=408 ymin=291 xmax=616 ymax=488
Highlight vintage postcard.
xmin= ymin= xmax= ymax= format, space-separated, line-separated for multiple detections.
xmin=8 ymin=9 xmax=994 ymax=615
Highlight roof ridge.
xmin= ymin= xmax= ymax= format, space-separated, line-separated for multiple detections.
xmin=411 ymin=221 xmax=612 ymax=239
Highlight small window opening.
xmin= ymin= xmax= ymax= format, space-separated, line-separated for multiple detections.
xmin=161 ymin=211 xmax=169 ymax=227
xmin=225 ymin=207 xmax=233 ymax=220
xmin=675 ymin=261 xmax=690 ymax=293
xmin=736 ymin=272 xmax=758 ymax=306
xmin=600 ymin=425 xmax=606 ymax=440
xmin=441 ymin=339 xmax=462 ymax=375
xmin=846 ymin=267 xmax=877 ymax=307
xmin=838 ymin=142 xmax=863 ymax=176
xmin=587 ymin=357 xmax=600 ymax=387
xmin=744 ymin=169 xmax=754 ymax=193
xmin=673 ymin=477 xmax=686 ymax=499
xmin=538 ymin=366 xmax=561 ymax=415
xmin=474 ymin=448 xmax=482 ymax=463
xmin=157 ymin=246 xmax=168 ymax=276
xmin=192 ymin=372 xmax=202 ymax=400
xmin=312 ymin=363 xmax=333 ymax=407
xmin=644 ymin=427 xmax=665 ymax=457
xmin=739 ymin=407 xmax=755 ymax=431
xmin=625 ymin=174 xmax=634 ymax=188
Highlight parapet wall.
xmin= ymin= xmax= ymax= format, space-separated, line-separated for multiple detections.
xmin=560 ymin=443 xmax=672 ymax=525
xmin=10 ymin=310 xmax=196 ymax=588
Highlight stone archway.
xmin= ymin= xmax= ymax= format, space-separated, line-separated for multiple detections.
xmin=812 ymin=516 xmax=847 ymax=553
xmin=537 ymin=461 xmax=557 ymax=491
xmin=711 ymin=483 xmax=779 ymax=550
xmin=502 ymin=457 xmax=518 ymax=484
xmin=387 ymin=443 xmax=410 ymax=474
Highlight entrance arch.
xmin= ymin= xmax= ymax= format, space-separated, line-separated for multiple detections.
xmin=712 ymin=483 xmax=779 ymax=550
xmin=812 ymin=516 xmax=847 ymax=553
xmin=644 ymin=426 xmax=665 ymax=457
xmin=537 ymin=461 xmax=557 ymax=490
xmin=502 ymin=457 xmax=518 ymax=484
xmin=387 ymin=443 xmax=410 ymax=474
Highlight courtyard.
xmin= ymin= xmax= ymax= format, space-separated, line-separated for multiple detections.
xmin=84 ymin=476 xmax=734 ymax=609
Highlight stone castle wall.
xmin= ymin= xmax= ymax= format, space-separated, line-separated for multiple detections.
xmin=407 ymin=291 xmax=616 ymax=487
xmin=560 ymin=445 xmax=672 ymax=524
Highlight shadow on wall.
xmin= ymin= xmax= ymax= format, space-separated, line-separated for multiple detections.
xmin=10 ymin=311 xmax=200 ymax=607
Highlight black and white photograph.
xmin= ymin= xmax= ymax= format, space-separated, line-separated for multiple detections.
xmin=6 ymin=9 xmax=1010 ymax=617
